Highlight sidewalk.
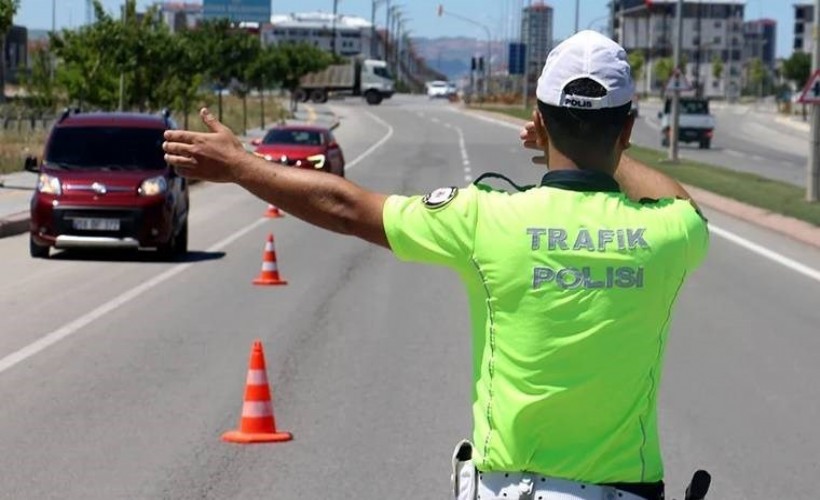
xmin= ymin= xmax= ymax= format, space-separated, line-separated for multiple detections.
xmin=0 ymin=104 xmax=339 ymax=239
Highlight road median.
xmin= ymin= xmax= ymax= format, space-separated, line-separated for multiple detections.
xmin=467 ymin=106 xmax=820 ymax=248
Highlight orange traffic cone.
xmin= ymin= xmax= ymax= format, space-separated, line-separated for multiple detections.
xmin=264 ymin=204 xmax=284 ymax=218
xmin=253 ymin=234 xmax=288 ymax=286
xmin=222 ymin=340 xmax=293 ymax=444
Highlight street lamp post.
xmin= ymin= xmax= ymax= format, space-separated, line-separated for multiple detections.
xmin=331 ymin=0 xmax=339 ymax=56
xmin=807 ymin=0 xmax=820 ymax=202
xmin=437 ymin=6 xmax=492 ymax=95
xmin=668 ymin=0 xmax=683 ymax=162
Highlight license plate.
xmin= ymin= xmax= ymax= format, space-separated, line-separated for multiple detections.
xmin=72 ymin=218 xmax=120 ymax=231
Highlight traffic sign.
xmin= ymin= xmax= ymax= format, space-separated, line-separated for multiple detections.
xmin=664 ymin=69 xmax=693 ymax=93
xmin=508 ymin=43 xmax=527 ymax=75
xmin=797 ymin=69 xmax=820 ymax=104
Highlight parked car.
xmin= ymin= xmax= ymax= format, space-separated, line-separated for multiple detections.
xmin=250 ymin=125 xmax=346 ymax=177
xmin=25 ymin=109 xmax=189 ymax=259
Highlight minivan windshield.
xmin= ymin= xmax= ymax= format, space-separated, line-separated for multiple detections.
xmin=45 ymin=127 xmax=167 ymax=170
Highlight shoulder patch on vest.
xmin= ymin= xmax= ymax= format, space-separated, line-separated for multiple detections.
xmin=422 ymin=187 xmax=458 ymax=209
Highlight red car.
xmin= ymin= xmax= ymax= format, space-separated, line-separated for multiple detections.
xmin=25 ymin=109 xmax=189 ymax=259
xmin=250 ymin=125 xmax=345 ymax=177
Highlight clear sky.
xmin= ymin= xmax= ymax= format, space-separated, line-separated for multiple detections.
xmin=18 ymin=0 xmax=796 ymax=58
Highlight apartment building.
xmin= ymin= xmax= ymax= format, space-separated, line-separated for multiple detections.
xmin=158 ymin=2 xmax=204 ymax=33
xmin=793 ymin=3 xmax=815 ymax=57
xmin=262 ymin=12 xmax=375 ymax=58
xmin=521 ymin=1 xmax=554 ymax=82
xmin=611 ymin=0 xmax=745 ymax=98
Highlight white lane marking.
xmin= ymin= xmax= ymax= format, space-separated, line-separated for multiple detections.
xmin=453 ymin=125 xmax=472 ymax=184
xmin=345 ymin=111 xmax=394 ymax=171
xmin=0 ymin=116 xmax=396 ymax=376
xmin=725 ymin=149 xmax=745 ymax=158
xmin=710 ymin=225 xmax=820 ymax=284
xmin=431 ymin=117 xmax=441 ymax=124
xmin=458 ymin=110 xmax=521 ymax=130
xmin=750 ymin=155 xmax=765 ymax=162
xmin=457 ymin=107 xmax=820 ymax=285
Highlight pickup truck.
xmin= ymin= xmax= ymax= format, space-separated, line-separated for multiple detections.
xmin=658 ymin=97 xmax=716 ymax=149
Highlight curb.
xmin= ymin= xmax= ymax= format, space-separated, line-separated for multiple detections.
xmin=463 ymin=107 xmax=820 ymax=251
xmin=0 ymin=210 xmax=29 ymax=238
xmin=774 ymin=115 xmax=811 ymax=133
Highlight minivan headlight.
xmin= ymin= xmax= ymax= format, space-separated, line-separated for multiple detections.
xmin=307 ymin=154 xmax=326 ymax=169
xmin=139 ymin=176 xmax=168 ymax=196
xmin=37 ymin=173 xmax=62 ymax=195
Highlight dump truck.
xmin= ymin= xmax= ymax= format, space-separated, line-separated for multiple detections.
xmin=295 ymin=58 xmax=395 ymax=106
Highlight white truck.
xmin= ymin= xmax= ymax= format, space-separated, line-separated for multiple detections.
xmin=295 ymin=58 xmax=395 ymax=106
xmin=659 ymin=97 xmax=716 ymax=149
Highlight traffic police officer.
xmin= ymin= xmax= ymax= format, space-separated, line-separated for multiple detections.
xmin=163 ymin=30 xmax=708 ymax=500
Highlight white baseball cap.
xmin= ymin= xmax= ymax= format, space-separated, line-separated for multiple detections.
xmin=536 ymin=30 xmax=634 ymax=110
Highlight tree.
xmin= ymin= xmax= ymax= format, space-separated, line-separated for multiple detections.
xmin=711 ymin=54 xmax=724 ymax=81
xmin=246 ymin=46 xmax=285 ymax=129
xmin=746 ymin=57 xmax=766 ymax=97
xmin=782 ymin=51 xmax=812 ymax=90
xmin=193 ymin=19 xmax=261 ymax=122
xmin=276 ymin=42 xmax=335 ymax=110
xmin=628 ymin=50 xmax=645 ymax=91
xmin=21 ymin=44 xmax=56 ymax=111
xmin=0 ymin=0 xmax=20 ymax=103
xmin=654 ymin=57 xmax=674 ymax=94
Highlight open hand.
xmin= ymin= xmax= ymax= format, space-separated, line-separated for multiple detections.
xmin=162 ymin=108 xmax=248 ymax=183
xmin=519 ymin=109 xmax=549 ymax=166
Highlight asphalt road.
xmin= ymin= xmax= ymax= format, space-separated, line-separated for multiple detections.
xmin=633 ymin=101 xmax=810 ymax=187
xmin=1 ymin=95 xmax=820 ymax=499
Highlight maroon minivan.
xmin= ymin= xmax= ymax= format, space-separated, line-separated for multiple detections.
xmin=25 ymin=110 xmax=189 ymax=259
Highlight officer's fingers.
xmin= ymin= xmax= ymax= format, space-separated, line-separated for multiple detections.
xmin=164 ymin=129 xmax=204 ymax=144
xmin=162 ymin=141 xmax=195 ymax=157
xmin=523 ymin=140 xmax=541 ymax=151
xmin=200 ymin=108 xmax=230 ymax=134
xmin=530 ymin=155 xmax=547 ymax=165
xmin=164 ymin=153 xmax=197 ymax=168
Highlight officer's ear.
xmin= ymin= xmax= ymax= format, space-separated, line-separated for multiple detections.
xmin=619 ymin=113 xmax=636 ymax=151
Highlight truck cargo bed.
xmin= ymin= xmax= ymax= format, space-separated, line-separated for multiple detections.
xmin=300 ymin=64 xmax=355 ymax=90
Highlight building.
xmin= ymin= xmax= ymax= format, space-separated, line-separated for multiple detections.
xmin=262 ymin=12 xmax=375 ymax=58
xmin=793 ymin=3 xmax=815 ymax=56
xmin=521 ymin=1 xmax=553 ymax=83
xmin=158 ymin=2 xmax=203 ymax=33
xmin=743 ymin=19 xmax=776 ymax=69
xmin=611 ymin=0 xmax=745 ymax=98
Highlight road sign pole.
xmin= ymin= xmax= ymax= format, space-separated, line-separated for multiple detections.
xmin=668 ymin=0 xmax=683 ymax=162
xmin=807 ymin=0 xmax=820 ymax=202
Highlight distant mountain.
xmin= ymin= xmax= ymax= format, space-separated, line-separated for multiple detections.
xmin=412 ymin=36 xmax=508 ymax=81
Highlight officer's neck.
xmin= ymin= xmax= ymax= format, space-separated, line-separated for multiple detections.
xmin=546 ymin=147 xmax=616 ymax=175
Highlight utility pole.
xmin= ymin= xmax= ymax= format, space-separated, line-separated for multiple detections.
xmin=331 ymin=0 xmax=339 ymax=56
xmin=574 ymin=0 xmax=580 ymax=33
xmin=51 ymin=0 xmax=56 ymax=83
xmin=384 ymin=0 xmax=391 ymax=60
xmin=668 ymin=0 xmax=683 ymax=162
xmin=807 ymin=0 xmax=820 ymax=202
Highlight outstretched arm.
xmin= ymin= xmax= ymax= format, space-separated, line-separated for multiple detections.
xmin=163 ymin=108 xmax=390 ymax=248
